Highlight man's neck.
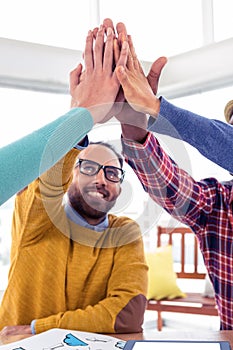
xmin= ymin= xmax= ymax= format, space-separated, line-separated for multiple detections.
xmin=78 ymin=212 xmax=107 ymax=226
xmin=64 ymin=200 xmax=109 ymax=232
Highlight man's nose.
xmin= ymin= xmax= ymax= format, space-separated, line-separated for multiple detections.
xmin=95 ymin=168 xmax=107 ymax=184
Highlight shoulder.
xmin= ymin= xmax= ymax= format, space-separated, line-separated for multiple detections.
xmin=108 ymin=213 xmax=140 ymax=228
xmin=199 ymin=177 xmax=233 ymax=203
xmin=200 ymin=177 xmax=233 ymax=189
xmin=107 ymin=214 xmax=143 ymax=247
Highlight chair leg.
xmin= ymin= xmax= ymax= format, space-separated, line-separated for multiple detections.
xmin=157 ymin=311 xmax=163 ymax=331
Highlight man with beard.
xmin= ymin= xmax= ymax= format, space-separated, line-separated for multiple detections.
xmin=0 ymin=140 xmax=147 ymax=335
xmin=0 ymin=25 xmax=147 ymax=336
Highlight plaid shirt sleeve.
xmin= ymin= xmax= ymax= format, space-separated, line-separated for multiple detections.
xmin=122 ymin=132 xmax=228 ymax=233
xmin=122 ymin=132 xmax=233 ymax=330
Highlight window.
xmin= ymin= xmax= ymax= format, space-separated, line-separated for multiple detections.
xmin=99 ymin=0 xmax=203 ymax=59
xmin=213 ymin=0 xmax=233 ymax=41
xmin=0 ymin=0 xmax=205 ymax=58
xmin=0 ymin=88 xmax=70 ymax=147
xmin=0 ymin=0 xmax=90 ymax=50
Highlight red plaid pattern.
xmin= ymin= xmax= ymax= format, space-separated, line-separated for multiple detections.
xmin=122 ymin=132 xmax=233 ymax=330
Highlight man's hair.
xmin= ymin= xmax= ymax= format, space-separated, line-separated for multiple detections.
xmin=89 ymin=141 xmax=124 ymax=168
xmin=224 ymin=100 xmax=233 ymax=124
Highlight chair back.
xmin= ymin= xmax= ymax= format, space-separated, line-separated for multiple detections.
xmin=157 ymin=226 xmax=206 ymax=279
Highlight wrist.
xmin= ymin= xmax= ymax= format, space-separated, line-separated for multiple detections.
xmin=146 ymin=96 xmax=160 ymax=117
xmin=121 ymin=123 xmax=148 ymax=143
xmin=71 ymin=100 xmax=111 ymax=125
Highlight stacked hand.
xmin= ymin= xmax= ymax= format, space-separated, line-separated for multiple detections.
xmin=70 ymin=25 xmax=128 ymax=124
xmin=70 ymin=18 xmax=167 ymax=140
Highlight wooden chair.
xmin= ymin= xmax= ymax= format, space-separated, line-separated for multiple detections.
xmin=146 ymin=226 xmax=218 ymax=331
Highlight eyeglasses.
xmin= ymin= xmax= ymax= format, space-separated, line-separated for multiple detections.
xmin=76 ymin=159 xmax=125 ymax=183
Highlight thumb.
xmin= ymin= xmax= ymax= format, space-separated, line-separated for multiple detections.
xmin=115 ymin=65 xmax=127 ymax=85
xmin=69 ymin=63 xmax=83 ymax=93
xmin=147 ymin=56 xmax=167 ymax=95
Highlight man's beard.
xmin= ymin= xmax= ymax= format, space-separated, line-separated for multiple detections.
xmin=67 ymin=183 xmax=117 ymax=221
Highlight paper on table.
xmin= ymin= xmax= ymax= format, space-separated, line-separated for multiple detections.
xmin=0 ymin=328 xmax=126 ymax=350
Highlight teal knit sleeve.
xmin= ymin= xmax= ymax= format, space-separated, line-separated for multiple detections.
xmin=0 ymin=107 xmax=93 ymax=205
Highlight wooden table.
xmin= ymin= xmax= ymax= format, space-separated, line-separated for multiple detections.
xmin=120 ymin=330 xmax=233 ymax=345
xmin=1 ymin=330 xmax=233 ymax=347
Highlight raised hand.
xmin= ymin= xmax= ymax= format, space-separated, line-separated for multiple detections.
xmin=111 ymin=19 xmax=167 ymax=98
xmin=101 ymin=19 xmax=167 ymax=123
xmin=115 ymin=35 xmax=161 ymax=117
xmin=70 ymin=25 xmax=128 ymax=124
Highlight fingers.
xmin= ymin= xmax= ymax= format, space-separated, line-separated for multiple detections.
xmin=92 ymin=27 xmax=98 ymax=39
xmin=93 ymin=25 xmax=105 ymax=69
xmin=103 ymin=27 xmax=114 ymax=73
xmin=84 ymin=30 xmax=94 ymax=72
xmin=115 ymin=21 xmax=128 ymax=64
xmin=115 ymin=41 xmax=129 ymax=71
xmin=69 ymin=63 xmax=83 ymax=94
xmin=103 ymin=19 xmax=122 ymax=69
xmin=113 ymin=37 xmax=120 ymax=65
xmin=103 ymin=18 xmax=116 ymax=36
xmin=147 ymin=56 xmax=168 ymax=94
xmin=126 ymin=35 xmax=136 ymax=71
xmin=89 ymin=19 xmax=129 ymax=75
xmin=84 ymin=23 xmax=116 ymax=75
xmin=116 ymin=22 xmax=128 ymax=46
xmin=128 ymin=35 xmax=142 ymax=72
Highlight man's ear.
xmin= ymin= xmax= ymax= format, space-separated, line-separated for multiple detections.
xmin=224 ymin=100 xmax=233 ymax=124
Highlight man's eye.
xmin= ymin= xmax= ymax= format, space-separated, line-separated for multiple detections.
xmin=107 ymin=170 xmax=118 ymax=178
xmin=83 ymin=166 xmax=96 ymax=173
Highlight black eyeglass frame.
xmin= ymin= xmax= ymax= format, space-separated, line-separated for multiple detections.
xmin=76 ymin=158 xmax=125 ymax=183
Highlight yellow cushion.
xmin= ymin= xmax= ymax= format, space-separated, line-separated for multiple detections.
xmin=146 ymin=245 xmax=186 ymax=300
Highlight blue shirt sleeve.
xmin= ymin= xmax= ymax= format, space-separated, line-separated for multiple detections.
xmin=148 ymin=97 xmax=233 ymax=173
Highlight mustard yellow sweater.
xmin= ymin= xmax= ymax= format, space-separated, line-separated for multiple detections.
xmin=0 ymin=148 xmax=148 ymax=334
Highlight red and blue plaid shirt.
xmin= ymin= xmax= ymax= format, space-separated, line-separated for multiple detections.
xmin=122 ymin=132 xmax=233 ymax=330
